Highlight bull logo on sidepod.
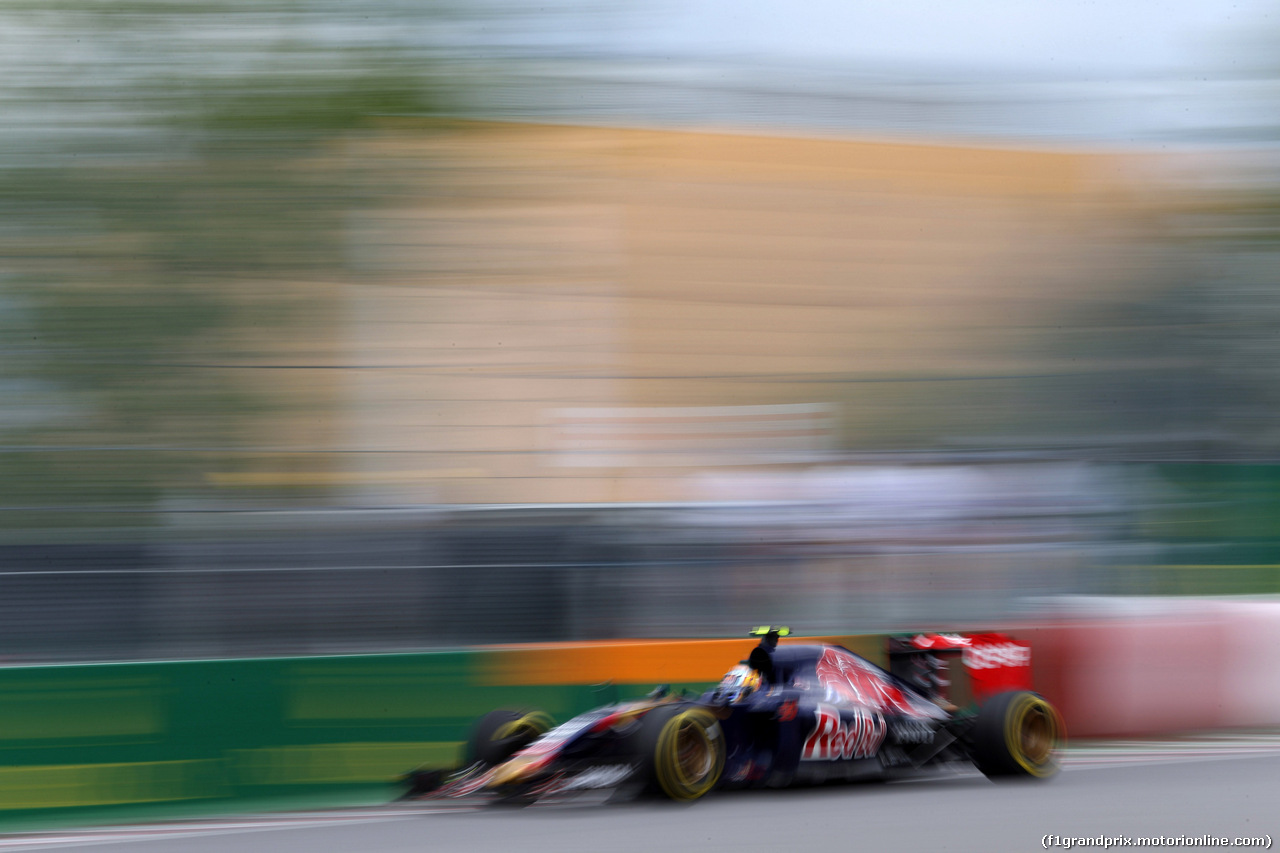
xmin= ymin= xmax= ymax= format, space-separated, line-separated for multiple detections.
xmin=801 ymin=704 xmax=887 ymax=761
xmin=814 ymin=648 xmax=920 ymax=715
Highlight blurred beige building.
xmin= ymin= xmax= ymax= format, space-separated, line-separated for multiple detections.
xmin=226 ymin=121 xmax=1164 ymax=505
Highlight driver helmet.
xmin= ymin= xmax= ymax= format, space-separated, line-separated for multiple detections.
xmin=716 ymin=664 xmax=762 ymax=704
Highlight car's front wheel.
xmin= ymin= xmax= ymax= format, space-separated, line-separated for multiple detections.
xmin=466 ymin=709 xmax=553 ymax=766
xmin=639 ymin=705 xmax=725 ymax=801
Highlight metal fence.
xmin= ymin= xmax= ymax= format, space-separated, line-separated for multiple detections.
xmin=0 ymin=493 xmax=1132 ymax=663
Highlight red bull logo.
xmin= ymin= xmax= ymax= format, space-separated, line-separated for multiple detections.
xmin=963 ymin=641 xmax=1031 ymax=670
xmin=801 ymin=704 xmax=887 ymax=761
xmin=815 ymin=648 xmax=923 ymax=716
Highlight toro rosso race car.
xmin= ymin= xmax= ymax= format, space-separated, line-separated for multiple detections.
xmin=403 ymin=627 xmax=1063 ymax=805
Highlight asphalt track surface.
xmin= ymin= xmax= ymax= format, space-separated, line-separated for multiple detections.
xmin=3 ymin=737 xmax=1278 ymax=853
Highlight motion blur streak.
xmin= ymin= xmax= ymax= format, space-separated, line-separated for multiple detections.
xmin=1 ymin=1 xmax=1279 ymax=663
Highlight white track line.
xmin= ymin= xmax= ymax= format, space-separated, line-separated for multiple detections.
xmin=6 ymin=745 xmax=1280 ymax=850
xmin=0 ymin=809 xmax=475 ymax=851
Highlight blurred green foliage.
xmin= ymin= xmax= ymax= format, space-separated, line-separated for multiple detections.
xmin=0 ymin=1 xmax=450 ymax=529
xmin=1140 ymin=464 xmax=1280 ymax=595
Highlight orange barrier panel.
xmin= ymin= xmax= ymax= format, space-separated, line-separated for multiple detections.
xmin=479 ymin=635 xmax=886 ymax=686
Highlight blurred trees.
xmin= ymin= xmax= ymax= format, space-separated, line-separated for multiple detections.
xmin=0 ymin=1 xmax=451 ymax=529
xmin=2 ymin=0 xmax=1276 ymax=541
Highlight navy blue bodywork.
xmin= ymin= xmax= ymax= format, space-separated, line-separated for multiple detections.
xmin=403 ymin=636 xmax=1055 ymax=804
xmin=706 ymin=643 xmax=955 ymax=788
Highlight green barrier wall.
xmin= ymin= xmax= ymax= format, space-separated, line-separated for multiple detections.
xmin=0 ymin=651 xmax=716 ymax=821
xmin=0 ymin=634 xmax=893 ymax=824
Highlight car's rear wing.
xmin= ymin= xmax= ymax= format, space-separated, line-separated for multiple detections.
xmin=887 ymin=632 xmax=1033 ymax=710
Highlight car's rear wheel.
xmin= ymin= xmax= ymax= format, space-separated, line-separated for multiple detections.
xmin=467 ymin=709 xmax=553 ymax=766
xmin=972 ymin=691 xmax=1063 ymax=778
xmin=639 ymin=705 xmax=725 ymax=801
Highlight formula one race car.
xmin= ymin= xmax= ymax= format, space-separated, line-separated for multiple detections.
xmin=403 ymin=627 xmax=1063 ymax=804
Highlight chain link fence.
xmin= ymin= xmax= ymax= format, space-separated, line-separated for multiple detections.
xmin=0 ymin=465 xmax=1141 ymax=663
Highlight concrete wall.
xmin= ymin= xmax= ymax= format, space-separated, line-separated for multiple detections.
xmin=221 ymin=122 xmax=1167 ymax=505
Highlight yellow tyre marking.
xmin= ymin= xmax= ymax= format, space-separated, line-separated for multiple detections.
xmin=655 ymin=710 xmax=723 ymax=801
xmin=1003 ymin=694 xmax=1062 ymax=777
xmin=494 ymin=711 xmax=553 ymax=742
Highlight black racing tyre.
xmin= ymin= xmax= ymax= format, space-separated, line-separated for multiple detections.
xmin=972 ymin=691 xmax=1063 ymax=779
xmin=638 ymin=705 xmax=725 ymax=802
xmin=466 ymin=709 xmax=553 ymax=767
